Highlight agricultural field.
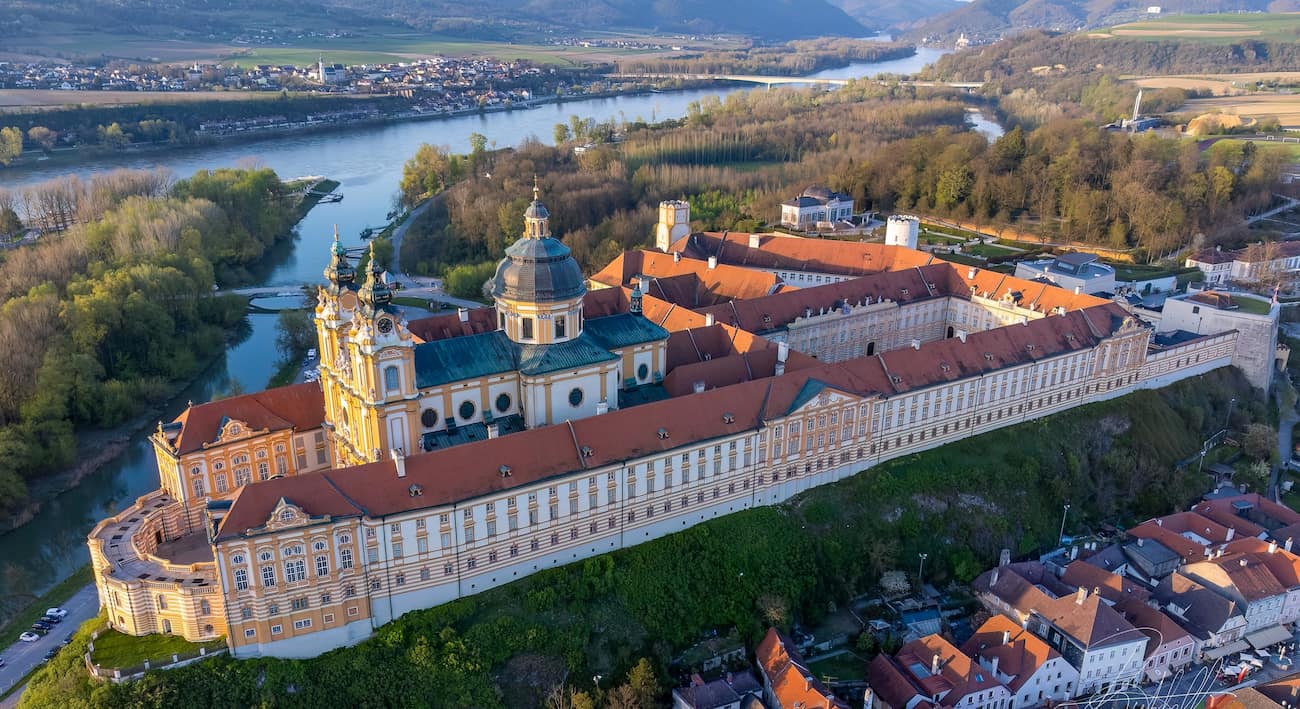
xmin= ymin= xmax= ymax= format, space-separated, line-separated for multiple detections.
xmin=1183 ymin=94 xmax=1300 ymax=129
xmin=1128 ymin=71 xmax=1300 ymax=95
xmin=1089 ymin=13 xmax=1300 ymax=43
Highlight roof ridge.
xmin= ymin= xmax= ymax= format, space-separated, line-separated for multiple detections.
xmin=876 ymin=352 xmax=901 ymax=394
xmin=566 ymin=420 xmax=588 ymax=469
xmin=321 ymin=472 xmax=369 ymax=517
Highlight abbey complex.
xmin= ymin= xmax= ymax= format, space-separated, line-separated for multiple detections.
xmin=88 ymin=187 xmax=1274 ymax=659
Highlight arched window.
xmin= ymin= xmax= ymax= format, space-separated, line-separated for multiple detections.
xmin=384 ymin=366 xmax=400 ymax=393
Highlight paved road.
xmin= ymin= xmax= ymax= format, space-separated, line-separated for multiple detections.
xmin=0 ymin=584 xmax=99 ymax=698
xmin=387 ymin=198 xmax=433 ymax=282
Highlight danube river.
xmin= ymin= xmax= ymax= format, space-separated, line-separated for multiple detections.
xmin=0 ymin=48 xmax=983 ymax=605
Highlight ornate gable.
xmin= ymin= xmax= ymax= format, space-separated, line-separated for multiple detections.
xmin=210 ymin=417 xmax=269 ymax=447
xmin=265 ymin=497 xmax=312 ymax=531
xmin=787 ymin=379 xmax=859 ymax=416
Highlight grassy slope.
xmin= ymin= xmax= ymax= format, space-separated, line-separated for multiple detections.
xmin=0 ymin=566 xmax=93 ymax=647
xmin=1092 ymin=13 xmax=1300 ymax=43
xmin=18 ymin=368 xmax=1259 ymax=708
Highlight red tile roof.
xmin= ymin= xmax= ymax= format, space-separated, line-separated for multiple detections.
xmin=675 ymin=232 xmax=934 ymax=277
xmin=756 ymin=628 xmax=851 ymax=709
xmin=406 ymin=307 xmax=498 ymax=342
xmin=171 ymin=382 xmax=325 ymax=455
xmin=1038 ymin=591 xmax=1145 ymax=649
xmin=1113 ymin=599 xmax=1192 ymax=658
xmin=1061 ymin=560 xmax=1152 ymax=605
xmin=895 ymin=634 xmax=1005 ymax=706
xmin=960 ymin=615 xmax=1061 ymax=693
xmin=590 ymin=250 xmax=788 ymax=306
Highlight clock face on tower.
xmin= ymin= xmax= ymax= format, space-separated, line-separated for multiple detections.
xmin=377 ymin=318 xmax=394 ymax=334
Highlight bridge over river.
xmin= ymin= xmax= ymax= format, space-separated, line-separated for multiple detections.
xmin=607 ymin=73 xmax=984 ymax=90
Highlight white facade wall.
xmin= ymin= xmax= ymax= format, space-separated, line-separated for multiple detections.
xmin=1006 ymin=656 xmax=1078 ymax=708
xmin=1076 ymin=639 xmax=1148 ymax=695
xmin=1158 ymin=295 xmax=1278 ymax=391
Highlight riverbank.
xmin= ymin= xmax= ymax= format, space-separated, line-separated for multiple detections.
xmin=0 ymin=83 xmax=724 ymax=174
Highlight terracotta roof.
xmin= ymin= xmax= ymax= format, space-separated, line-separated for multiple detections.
xmin=1113 ymin=599 xmax=1191 ymax=658
xmin=960 ymin=615 xmax=1061 ymax=693
xmin=1256 ymin=675 xmax=1300 ymax=707
xmin=170 ymin=382 xmax=325 ymax=455
xmin=1188 ymin=249 xmax=1235 ymax=266
xmin=406 ymin=307 xmax=498 ymax=343
xmin=1194 ymin=494 xmax=1300 ymax=540
xmin=895 ymin=634 xmax=1005 ymax=706
xmin=1210 ymin=687 xmax=1286 ymax=709
xmin=756 ymin=628 xmax=851 ymax=709
xmin=1186 ymin=552 xmax=1289 ymax=602
xmin=675 ymin=232 xmax=934 ymax=277
xmin=971 ymin=563 xmax=1062 ymax=617
xmin=1144 ymin=511 xmax=1236 ymax=545
xmin=1038 ymin=591 xmax=1146 ymax=649
xmin=1154 ymin=572 xmax=1242 ymax=640
xmin=1127 ymin=522 xmax=1214 ymax=564
xmin=1060 ymin=560 xmax=1152 ymax=605
xmin=589 ymin=250 xmax=787 ymax=306
xmin=868 ymin=654 xmax=923 ymax=708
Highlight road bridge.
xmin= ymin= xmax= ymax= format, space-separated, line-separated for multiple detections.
xmin=607 ymin=73 xmax=984 ymax=90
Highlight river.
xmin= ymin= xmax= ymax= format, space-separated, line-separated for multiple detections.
xmin=0 ymin=48 xmax=983 ymax=606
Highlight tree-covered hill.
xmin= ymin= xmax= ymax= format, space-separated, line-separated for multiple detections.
xmin=0 ymin=0 xmax=869 ymax=44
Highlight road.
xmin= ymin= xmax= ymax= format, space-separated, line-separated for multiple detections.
xmin=387 ymin=198 xmax=433 ymax=283
xmin=1273 ymin=385 xmax=1299 ymax=502
xmin=0 ymin=584 xmax=99 ymax=699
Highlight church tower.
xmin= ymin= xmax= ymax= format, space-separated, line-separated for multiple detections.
xmin=492 ymin=179 xmax=587 ymax=346
xmin=317 ymin=237 xmax=417 ymax=467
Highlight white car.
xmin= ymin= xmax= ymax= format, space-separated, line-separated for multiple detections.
xmin=45 ymin=607 xmax=68 ymax=619
xmin=19 ymin=631 xmax=40 ymax=642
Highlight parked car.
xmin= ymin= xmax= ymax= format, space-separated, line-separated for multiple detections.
xmin=42 ymin=649 xmax=58 ymax=661
xmin=31 ymin=622 xmax=51 ymax=632
xmin=18 ymin=631 xmax=40 ymax=642
xmin=44 ymin=607 xmax=68 ymax=619
xmin=61 ymin=633 xmax=73 ymax=646
xmin=41 ymin=614 xmax=61 ymax=625
xmin=0 ymin=656 xmax=7 ymax=666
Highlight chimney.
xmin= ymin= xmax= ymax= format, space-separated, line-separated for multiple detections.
xmin=1137 ymin=537 xmax=1145 ymax=547
xmin=749 ymin=234 xmax=762 ymax=249
xmin=705 ymin=312 xmax=715 ymax=326
xmin=693 ymin=381 xmax=706 ymax=394
xmin=931 ymin=654 xmax=941 ymax=675
xmin=778 ymin=341 xmax=789 ymax=363
xmin=1070 ymin=545 xmax=1079 ymax=560
xmin=1270 ymin=541 xmax=1278 ymax=554
xmin=673 ymin=251 xmax=681 ymax=263
xmin=911 ymin=339 xmax=921 ymax=350
xmin=991 ymin=567 xmax=1000 ymax=585
xmin=1156 ymin=518 xmax=1163 ymax=526
xmin=1075 ymin=587 xmax=1087 ymax=605
xmin=957 ymin=331 xmax=967 ymax=343
xmin=1287 ymin=537 xmax=1294 ymax=553
xmin=999 ymin=549 xmax=1011 ymax=567
xmin=707 ymin=256 xmax=717 ymax=270
xmin=1002 ymin=630 xmax=1011 ymax=646
xmin=392 ymin=449 xmax=406 ymax=478
xmin=486 ymin=421 xmax=501 ymax=439
xmin=595 ymin=399 xmax=609 ymax=415
xmin=1241 ymin=557 xmax=1249 ymax=567
xmin=1227 ymin=527 xmax=1235 ymax=541
xmin=968 ymin=267 xmax=977 ymax=279
xmin=991 ymin=656 xmax=1000 ymax=677
xmin=1074 ymin=285 xmax=1082 ymax=295
xmin=457 ymin=307 xmax=469 ymax=323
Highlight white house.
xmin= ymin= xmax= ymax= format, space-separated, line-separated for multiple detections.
xmin=1027 ymin=589 xmax=1149 ymax=697
xmin=780 ymin=185 xmax=854 ymax=230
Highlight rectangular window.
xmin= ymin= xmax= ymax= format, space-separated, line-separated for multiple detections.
xmin=555 ymin=317 xmax=566 ymax=339
xmin=244 ymin=628 xmax=256 ymax=638
xmin=440 ymin=532 xmax=452 ymax=548
xmin=235 ymin=568 xmax=249 ymax=591
xmin=391 ymin=542 xmax=402 ymax=558
xmin=522 ymin=317 xmax=534 ymax=339
xmin=417 ymin=537 xmax=428 ymax=554
xmin=271 ymin=624 xmax=283 ymax=635
xmin=324 ymin=613 xmax=335 ymax=624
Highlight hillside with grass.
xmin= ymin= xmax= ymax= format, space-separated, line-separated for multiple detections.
xmin=905 ymin=2 xmax=1300 ymax=45
xmin=19 ymin=368 xmax=1261 ymax=708
xmin=0 ymin=0 xmax=868 ymax=50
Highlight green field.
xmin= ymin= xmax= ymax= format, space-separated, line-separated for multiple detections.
xmin=220 ymin=35 xmax=664 ymax=69
xmin=89 ymin=628 xmax=225 ymax=671
xmin=1091 ymin=13 xmax=1300 ymax=44
xmin=807 ymin=651 xmax=867 ymax=682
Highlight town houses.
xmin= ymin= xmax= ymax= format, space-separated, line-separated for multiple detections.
xmin=89 ymin=189 xmax=1263 ymax=667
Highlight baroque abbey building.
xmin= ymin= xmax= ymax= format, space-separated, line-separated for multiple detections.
xmin=90 ymin=189 xmax=1267 ymax=658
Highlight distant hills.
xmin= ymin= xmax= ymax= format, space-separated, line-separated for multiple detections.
xmin=827 ymin=0 xmax=968 ymax=33
xmin=0 ymin=0 xmax=871 ymax=47
xmin=899 ymin=0 xmax=1300 ymax=44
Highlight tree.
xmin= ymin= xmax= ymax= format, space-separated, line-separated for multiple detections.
xmin=275 ymin=309 xmax=316 ymax=363
xmin=880 ymin=570 xmax=910 ymax=596
xmin=0 ymin=127 xmax=22 ymax=166
xmin=1243 ymin=422 xmax=1277 ymax=462
xmin=0 ymin=207 xmax=21 ymax=239
xmin=469 ymin=132 xmax=488 ymax=156
xmin=626 ymin=658 xmax=661 ymax=709
xmin=26 ymin=126 xmax=56 ymax=151
xmin=554 ymin=123 xmax=571 ymax=145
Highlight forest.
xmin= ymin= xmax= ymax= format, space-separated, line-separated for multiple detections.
xmin=399 ymin=80 xmax=1281 ymax=285
xmin=616 ymin=39 xmax=916 ymax=77
xmin=18 ymin=368 xmax=1257 ymax=708
xmin=0 ymin=168 xmax=300 ymax=528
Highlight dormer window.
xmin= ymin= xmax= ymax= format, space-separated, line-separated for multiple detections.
xmin=280 ymin=510 xmax=293 ymax=522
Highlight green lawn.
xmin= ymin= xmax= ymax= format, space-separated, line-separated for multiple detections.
xmin=89 ymin=628 xmax=225 ymax=671
xmin=1092 ymin=13 xmax=1300 ymax=43
xmin=807 ymin=651 xmax=867 ymax=682
xmin=1231 ymin=296 xmax=1275 ymax=315
xmin=0 ymin=565 xmax=93 ymax=646
xmin=919 ymin=232 xmax=968 ymax=246
xmin=934 ymin=251 xmax=983 ymax=266
xmin=966 ymin=243 xmax=1019 ymax=258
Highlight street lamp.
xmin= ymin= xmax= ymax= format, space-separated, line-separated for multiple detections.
xmin=917 ymin=553 xmax=928 ymax=588
xmin=1225 ymin=397 xmax=1237 ymax=432
xmin=1058 ymin=503 xmax=1071 ymax=545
